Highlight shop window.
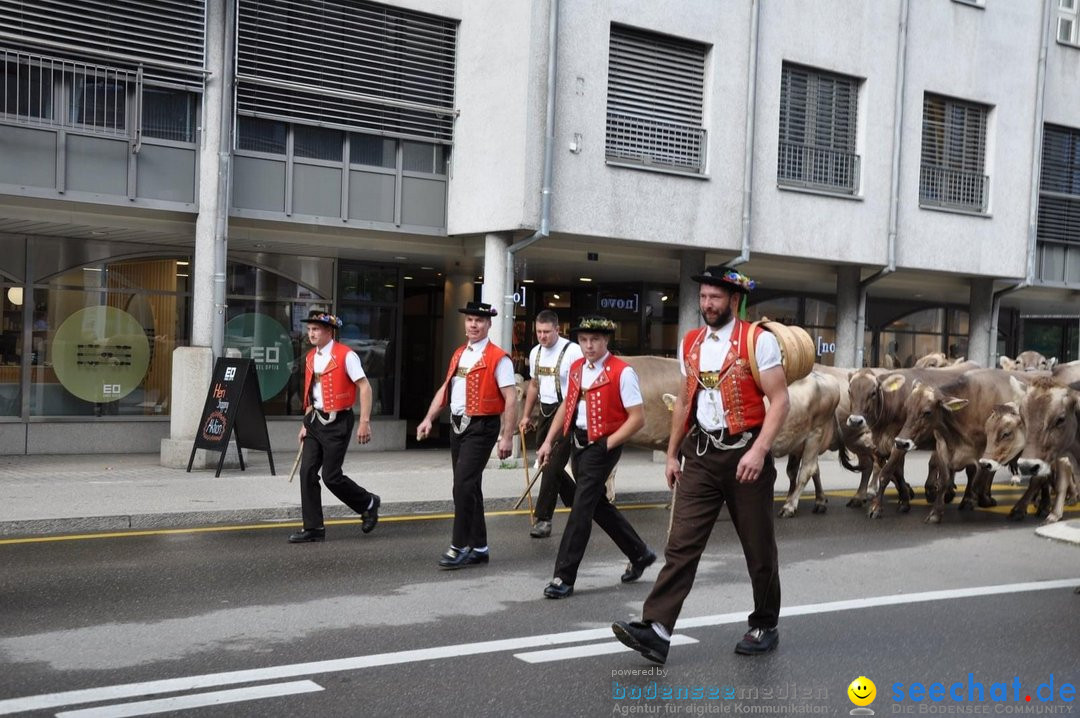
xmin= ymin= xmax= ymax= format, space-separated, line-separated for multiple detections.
xmin=879 ymin=308 xmax=946 ymax=368
xmin=337 ymin=264 xmax=398 ymax=417
xmin=804 ymin=298 xmax=838 ymax=366
xmin=30 ymin=258 xmax=190 ymax=417
xmin=141 ymin=88 xmax=197 ymax=142
xmin=237 ymin=116 xmax=287 ymax=154
xmin=350 ymin=133 xmax=396 ymax=168
xmin=747 ymin=297 xmax=799 ymax=325
xmin=0 ymin=283 xmax=23 ymax=416
xmin=294 ymin=125 xmax=343 ymax=161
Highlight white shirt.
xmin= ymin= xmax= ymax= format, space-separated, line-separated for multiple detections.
xmin=574 ymin=353 xmax=643 ymax=430
xmin=677 ymin=319 xmax=782 ymax=431
xmin=528 ymin=337 xmax=584 ymax=404
xmin=449 ymin=336 xmax=516 ymax=416
xmin=311 ymin=339 xmax=365 ymax=410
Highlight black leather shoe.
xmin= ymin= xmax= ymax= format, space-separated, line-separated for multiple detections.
xmin=438 ymin=546 xmax=472 ymax=569
xmin=529 ymin=520 xmax=552 ymax=538
xmin=543 ymin=578 xmax=573 ymax=599
xmin=621 ymin=549 xmax=657 ymax=583
xmin=612 ymin=620 xmax=669 ymax=664
xmin=734 ymin=627 xmax=779 ymax=655
xmin=463 ymin=549 xmax=489 ymax=567
xmin=288 ymin=528 xmax=325 ymax=543
xmin=361 ymin=495 xmax=381 ymax=534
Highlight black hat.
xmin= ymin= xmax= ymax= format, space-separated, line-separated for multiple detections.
xmin=305 ymin=310 xmax=343 ymax=328
xmin=690 ymin=265 xmax=756 ymax=293
xmin=570 ymin=315 xmax=616 ymax=335
xmin=458 ymin=301 xmax=498 ymax=317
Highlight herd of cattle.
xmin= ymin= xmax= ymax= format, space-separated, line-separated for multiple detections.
xmin=599 ymin=350 xmax=1080 ymax=526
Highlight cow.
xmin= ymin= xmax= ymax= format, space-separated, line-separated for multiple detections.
xmin=847 ymin=363 xmax=979 ymax=517
xmin=999 ymin=351 xmax=1057 ymax=372
xmin=914 ymin=352 xmax=967 ymax=368
xmin=812 ymin=364 xmax=877 ymax=507
xmin=1052 ymin=360 xmax=1080 ymax=386
xmin=889 ymin=369 xmax=1028 ymax=523
xmin=1010 ymin=378 xmax=1080 ymax=523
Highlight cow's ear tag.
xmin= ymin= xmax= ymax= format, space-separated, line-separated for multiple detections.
xmin=943 ymin=397 xmax=969 ymax=412
xmin=881 ymin=374 xmax=906 ymax=393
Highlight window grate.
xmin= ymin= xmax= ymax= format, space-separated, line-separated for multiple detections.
xmin=236 ymin=0 xmax=457 ymax=144
xmin=604 ymin=24 xmax=707 ymax=173
xmin=777 ymin=63 xmax=860 ymax=194
xmin=919 ymin=94 xmax=989 ymax=212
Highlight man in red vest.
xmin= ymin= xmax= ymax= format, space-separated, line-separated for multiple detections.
xmin=536 ymin=315 xmax=655 ymax=599
xmin=417 ymin=301 xmax=517 ymax=569
xmin=290 ymin=311 xmax=379 ymax=543
xmin=612 ymin=266 xmax=790 ymax=661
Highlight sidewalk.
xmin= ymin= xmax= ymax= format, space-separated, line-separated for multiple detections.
xmin=1 ymin=448 xmax=1077 ymax=542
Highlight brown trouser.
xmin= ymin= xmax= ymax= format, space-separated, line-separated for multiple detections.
xmin=642 ymin=427 xmax=780 ymax=633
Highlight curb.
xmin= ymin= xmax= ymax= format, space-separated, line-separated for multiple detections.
xmin=0 ymin=491 xmax=673 ymax=538
xmin=1034 ymin=519 xmax=1080 ymax=546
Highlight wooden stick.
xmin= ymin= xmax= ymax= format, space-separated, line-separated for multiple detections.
xmin=513 ymin=465 xmax=545 ymax=511
xmin=287 ymin=441 xmax=304 ymax=483
xmin=519 ymin=432 xmax=535 ymax=522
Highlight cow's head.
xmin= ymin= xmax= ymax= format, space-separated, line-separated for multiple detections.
xmin=914 ymin=352 xmax=949 ymax=368
xmin=847 ymin=369 xmax=890 ymax=429
xmin=1017 ymin=379 xmax=1079 ymax=478
xmin=892 ymin=381 xmax=968 ymax=452
xmin=980 ymin=402 xmax=1025 ymax=472
xmin=1001 ymin=351 xmax=1058 ymax=372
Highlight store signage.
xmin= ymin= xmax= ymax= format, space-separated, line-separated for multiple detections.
xmin=188 ymin=358 xmax=276 ymax=478
xmin=598 ymin=292 xmax=640 ymax=313
xmin=816 ymin=336 xmax=836 ymax=357
xmin=224 ymin=313 xmax=294 ymax=401
xmin=511 ymin=285 xmax=527 ymax=308
xmin=51 ymin=306 xmax=151 ymax=404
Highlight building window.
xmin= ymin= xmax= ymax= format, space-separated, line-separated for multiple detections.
xmin=1 ymin=55 xmax=52 ymax=120
xmin=919 ymin=94 xmax=990 ymax=213
xmin=350 ymin=133 xmax=396 ymax=168
xmin=294 ymin=125 xmax=343 ymax=161
xmin=1059 ymin=0 xmax=1079 ymax=45
xmin=605 ymin=25 xmax=708 ymax=174
xmin=1036 ymin=124 xmax=1080 ymax=284
xmin=142 ymin=88 xmax=197 ymax=142
xmin=69 ymin=74 xmax=128 ymax=131
xmin=777 ymin=63 xmax=860 ymax=195
xmin=237 ymin=116 xmax=287 ymax=154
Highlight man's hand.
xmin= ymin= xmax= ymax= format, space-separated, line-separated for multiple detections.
xmin=736 ymin=446 xmax=768 ymax=483
xmin=298 ymin=425 xmax=306 ymax=444
xmin=536 ymin=441 xmax=552 ymax=467
xmin=518 ymin=417 xmax=533 ymax=436
xmin=497 ymin=434 xmax=513 ymax=460
xmin=665 ymin=455 xmax=682 ymax=490
xmin=356 ymin=419 xmax=371 ymax=445
xmin=416 ymin=417 xmax=433 ymax=441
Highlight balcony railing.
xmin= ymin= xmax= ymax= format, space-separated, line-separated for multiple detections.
xmin=919 ymin=164 xmax=989 ymax=213
xmin=777 ymin=142 xmax=861 ymax=194
xmin=605 ymin=111 xmax=707 ymax=174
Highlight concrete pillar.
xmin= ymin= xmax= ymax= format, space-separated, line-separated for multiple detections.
xmin=834 ymin=265 xmax=862 ymax=369
xmin=678 ymin=251 xmax=706 ymax=339
xmin=443 ymin=273 xmax=474 ymax=373
xmin=968 ymin=278 xmax=995 ymax=367
xmin=482 ymin=232 xmax=512 ymax=351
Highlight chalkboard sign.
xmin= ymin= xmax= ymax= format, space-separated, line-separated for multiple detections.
xmin=187 ymin=358 xmax=277 ymax=478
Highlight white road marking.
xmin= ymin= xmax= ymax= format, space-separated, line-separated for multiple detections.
xmin=2 ymin=578 xmax=1076 ymax=716
xmin=54 ymin=681 xmax=323 ymax=718
xmin=515 ymin=635 xmax=699 ymax=663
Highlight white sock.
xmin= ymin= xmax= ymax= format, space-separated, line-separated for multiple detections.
xmin=473 ymin=546 xmax=489 ymax=553
xmin=651 ymin=622 xmax=671 ymax=641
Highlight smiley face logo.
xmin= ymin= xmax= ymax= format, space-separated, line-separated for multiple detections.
xmin=848 ymin=676 xmax=877 ymax=707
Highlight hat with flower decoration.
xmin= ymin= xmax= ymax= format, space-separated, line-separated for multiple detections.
xmin=458 ymin=301 xmax=499 ymax=317
xmin=570 ymin=314 xmax=617 ymax=336
xmin=305 ymin=310 xmax=343 ymax=329
xmin=691 ymin=265 xmax=756 ymax=319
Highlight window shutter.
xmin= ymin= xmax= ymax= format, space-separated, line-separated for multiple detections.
xmin=236 ymin=0 xmax=457 ymax=144
xmin=1037 ymin=125 xmax=1080 ymax=247
xmin=605 ymin=25 xmax=707 ymax=173
xmin=919 ymin=93 xmax=989 ymax=212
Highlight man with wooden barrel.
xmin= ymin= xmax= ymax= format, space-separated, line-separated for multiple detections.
xmin=612 ymin=266 xmax=790 ymax=660
xmin=417 ymin=301 xmax=517 ymax=569
xmin=536 ymin=314 xmax=655 ymax=599
xmin=518 ymin=309 xmax=583 ymax=538
xmin=290 ymin=310 xmax=378 ymax=544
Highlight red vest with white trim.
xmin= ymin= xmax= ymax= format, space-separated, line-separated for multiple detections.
xmin=681 ymin=319 xmax=766 ymax=435
xmin=440 ymin=341 xmax=509 ymax=416
xmin=561 ymin=355 xmax=631 ymax=442
xmin=304 ymin=342 xmax=358 ymax=412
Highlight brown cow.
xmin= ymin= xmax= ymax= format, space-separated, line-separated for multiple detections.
xmin=889 ymin=369 xmax=1027 ymax=523
xmin=1011 ymin=378 xmax=1080 ymax=523
xmin=999 ymin=351 xmax=1057 ymax=372
xmin=914 ymin=352 xmax=967 ymax=368
xmin=1052 ymin=360 xmax=1080 ymax=386
xmin=812 ymin=364 xmax=876 ymax=507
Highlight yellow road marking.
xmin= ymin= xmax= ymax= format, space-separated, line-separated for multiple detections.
xmin=0 ymin=503 xmax=670 ymax=546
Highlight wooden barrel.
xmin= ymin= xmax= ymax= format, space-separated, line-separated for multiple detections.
xmin=748 ymin=318 xmax=816 ymax=386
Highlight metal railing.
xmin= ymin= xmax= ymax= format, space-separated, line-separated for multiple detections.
xmin=777 ymin=142 xmax=861 ymax=194
xmin=605 ymin=112 xmax=707 ymax=173
xmin=1 ymin=47 xmax=141 ymax=141
xmin=919 ymin=164 xmax=989 ymax=213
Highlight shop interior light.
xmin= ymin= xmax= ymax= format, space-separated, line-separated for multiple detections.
xmin=176 ymin=273 xmax=189 ymax=278
xmin=522 ymin=278 xmax=535 ymax=284
xmin=661 ymin=295 xmax=669 ymax=302
xmin=579 ymin=277 xmax=592 ymax=282
xmin=552 ymin=293 xmax=560 ymax=299
xmin=6 ymin=287 xmax=23 ymax=306
xmin=403 ymin=275 xmax=414 ymax=280
xmin=176 ymin=261 xmax=189 ymax=266
xmin=421 ymin=266 xmax=435 ymax=271
xmin=548 ymin=302 xmax=556 ymax=307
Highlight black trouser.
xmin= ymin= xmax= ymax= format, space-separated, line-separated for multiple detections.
xmin=642 ymin=427 xmax=780 ymax=633
xmin=299 ymin=409 xmax=372 ymax=530
xmin=532 ymin=403 xmax=575 ymax=521
xmin=553 ymin=429 xmax=649 ymax=585
xmin=449 ymin=414 xmax=500 ymax=549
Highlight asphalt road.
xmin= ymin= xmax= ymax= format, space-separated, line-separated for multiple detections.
xmin=0 ymin=493 xmax=1077 ymax=717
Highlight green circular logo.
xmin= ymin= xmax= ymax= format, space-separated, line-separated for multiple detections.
xmin=224 ymin=313 xmax=294 ymax=400
xmin=52 ymin=306 xmax=151 ymax=403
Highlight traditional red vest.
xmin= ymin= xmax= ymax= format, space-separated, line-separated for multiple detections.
xmin=440 ymin=341 xmax=509 ymax=416
xmin=304 ymin=341 xmax=358 ymax=412
xmin=681 ymin=320 xmax=767 ymax=435
xmin=562 ymin=355 xmax=631 ymax=442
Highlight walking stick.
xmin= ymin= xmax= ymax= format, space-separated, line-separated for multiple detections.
xmin=513 ymin=464 xmax=545 ymax=511
xmin=287 ymin=440 xmax=304 ymax=483
xmin=519 ymin=432 xmax=535 ymax=522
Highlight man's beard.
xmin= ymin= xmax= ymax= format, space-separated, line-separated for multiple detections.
xmin=702 ymin=307 xmax=732 ymax=329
